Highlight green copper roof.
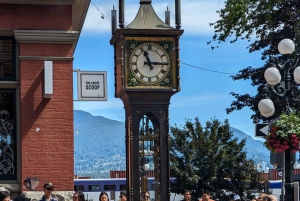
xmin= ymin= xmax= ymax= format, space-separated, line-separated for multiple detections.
xmin=125 ymin=1 xmax=174 ymax=29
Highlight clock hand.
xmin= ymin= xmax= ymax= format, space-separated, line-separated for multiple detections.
xmin=143 ymin=61 xmax=169 ymax=66
xmin=143 ymin=51 xmax=153 ymax=70
xmin=150 ymin=62 xmax=169 ymax=65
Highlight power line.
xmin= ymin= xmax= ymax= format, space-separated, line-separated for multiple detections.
xmin=91 ymin=1 xmax=110 ymax=21
xmin=180 ymin=61 xmax=236 ymax=75
xmin=180 ymin=61 xmax=265 ymax=76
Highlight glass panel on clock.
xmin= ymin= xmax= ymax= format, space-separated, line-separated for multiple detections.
xmin=139 ymin=115 xmax=161 ymax=201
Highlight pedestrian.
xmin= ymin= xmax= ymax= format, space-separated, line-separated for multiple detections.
xmin=181 ymin=190 xmax=192 ymax=201
xmin=268 ymin=195 xmax=277 ymax=201
xmin=13 ymin=195 xmax=31 ymax=201
xmin=99 ymin=192 xmax=109 ymax=201
xmin=233 ymin=195 xmax=241 ymax=201
xmin=201 ymin=191 xmax=214 ymax=201
xmin=257 ymin=193 xmax=268 ymax=201
xmin=73 ymin=191 xmax=85 ymax=201
xmin=39 ymin=182 xmax=58 ymax=201
xmin=0 ymin=187 xmax=10 ymax=201
xmin=119 ymin=192 xmax=126 ymax=201
xmin=141 ymin=191 xmax=150 ymax=201
xmin=262 ymin=196 xmax=271 ymax=201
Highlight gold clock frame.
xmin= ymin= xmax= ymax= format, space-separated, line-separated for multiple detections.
xmin=124 ymin=37 xmax=177 ymax=89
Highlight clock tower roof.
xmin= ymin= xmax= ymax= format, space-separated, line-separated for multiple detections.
xmin=125 ymin=0 xmax=174 ymax=30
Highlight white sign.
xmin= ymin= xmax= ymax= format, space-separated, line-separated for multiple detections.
xmin=77 ymin=71 xmax=107 ymax=101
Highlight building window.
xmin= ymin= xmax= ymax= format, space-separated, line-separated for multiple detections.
xmin=104 ymin=185 xmax=116 ymax=191
xmin=0 ymin=37 xmax=17 ymax=180
xmin=0 ymin=38 xmax=15 ymax=80
xmin=119 ymin=184 xmax=126 ymax=190
xmin=74 ymin=185 xmax=85 ymax=191
xmin=88 ymin=185 xmax=100 ymax=191
xmin=0 ymin=90 xmax=16 ymax=179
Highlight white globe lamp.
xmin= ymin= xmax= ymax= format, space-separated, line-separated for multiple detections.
xmin=258 ymin=99 xmax=275 ymax=117
xmin=294 ymin=67 xmax=300 ymax=84
xmin=264 ymin=67 xmax=281 ymax=85
xmin=143 ymin=164 xmax=150 ymax=171
xmin=278 ymin=39 xmax=295 ymax=54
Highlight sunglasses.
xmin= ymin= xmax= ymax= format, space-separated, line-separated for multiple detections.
xmin=73 ymin=197 xmax=78 ymax=199
xmin=119 ymin=195 xmax=123 ymax=198
xmin=46 ymin=188 xmax=53 ymax=191
xmin=143 ymin=196 xmax=150 ymax=199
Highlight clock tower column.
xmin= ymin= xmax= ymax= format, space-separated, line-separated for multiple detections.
xmin=110 ymin=1 xmax=183 ymax=200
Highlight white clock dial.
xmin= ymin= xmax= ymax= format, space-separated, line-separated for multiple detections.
xmin=129 ymin=43 xmax=170 ymax=84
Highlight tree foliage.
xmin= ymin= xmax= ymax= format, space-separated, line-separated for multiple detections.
xmin=209 ymin=1 xmax=300 ymax=122
xmin=170 ymin=118 xmax=261 ymax=200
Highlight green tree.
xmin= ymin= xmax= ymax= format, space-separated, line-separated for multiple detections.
xmin=209 ymin=1 xmax=300 ymax=121
xmin=170 ymin=118 xmax=261 ymax=200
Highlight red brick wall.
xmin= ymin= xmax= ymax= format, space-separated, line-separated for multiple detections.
xmin=20 ymin=44 xmax=73 ymax=57
xmin=9 ymin=3 xmax=74 ymax=190
xmin=0 ymin=4 xmax=72 ymax=30
xmin=20 ymin=56 xmax=74 ymax=191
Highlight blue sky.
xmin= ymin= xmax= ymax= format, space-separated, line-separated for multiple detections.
xmin=73 ymin=0 xmax=265 ymax=140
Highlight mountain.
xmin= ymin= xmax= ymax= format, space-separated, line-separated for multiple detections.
xmin=230 ymin=127 xmax=270 ymax=166
xmin=74 ymin=110 xmax=126 ymax=178
xmin=74 ymin=110 xmax=270 ymax=178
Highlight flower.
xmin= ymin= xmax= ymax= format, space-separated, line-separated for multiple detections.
xmin=264 ymin=112 xmax=300 ymax=153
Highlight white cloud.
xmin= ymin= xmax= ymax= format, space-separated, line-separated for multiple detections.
xmin=82 ymin=0 xmax=224 ymax=35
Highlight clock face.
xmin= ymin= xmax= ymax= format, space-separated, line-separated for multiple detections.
xmin=129 ymin=43 xmax=170 ymax=84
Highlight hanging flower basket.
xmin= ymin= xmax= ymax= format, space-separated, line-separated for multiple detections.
xmin=264 ymin=112 xmax=300 ymax=153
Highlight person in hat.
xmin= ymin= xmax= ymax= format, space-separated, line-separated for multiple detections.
xmin=233 ymin=195 xmax=241 ymax=201
xmin=39 ymin=182 xmax=58 ymax=201
xmin=0 ymin=187 xmax=10 ymax=201
xmin=13 ymin=195 xmax=31 ymax=201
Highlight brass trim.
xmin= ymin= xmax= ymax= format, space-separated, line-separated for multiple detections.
xmin=124 ymin=36 xmax=177 ymax=89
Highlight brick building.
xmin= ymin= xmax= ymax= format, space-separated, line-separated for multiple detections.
xmin=0 ymin=0 xmax=90 ymax=199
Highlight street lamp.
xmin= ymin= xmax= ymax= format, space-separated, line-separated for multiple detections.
xmin=258 ymin=38 xmax=300 ymax=201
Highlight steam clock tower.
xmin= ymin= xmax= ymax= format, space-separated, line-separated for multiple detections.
xmin=110 ymin=0 xmax=183 ymax=200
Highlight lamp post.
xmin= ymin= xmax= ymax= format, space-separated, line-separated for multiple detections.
xmin=258 ymin=38 xmax=300 ymax=201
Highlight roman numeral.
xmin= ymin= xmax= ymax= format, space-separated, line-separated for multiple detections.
xmin=140 ymin=75 xmax=144 ymax=79
xmin=134 ymin=69 xmax=139 ymax=74
xmin=132 ymin=62 xmax=137 ymax=65
xmin=161 ymin=69 xmax=166 ymax=74
xmin=140 ymin=47 xmax=144 ymax=52
xmin=148 ymin=77 xmax=152 ymax=82
xmin=160 ymin=54 xmax=165 ymax=58
xmin=148 ymin=45 xmax=152 ymax=50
